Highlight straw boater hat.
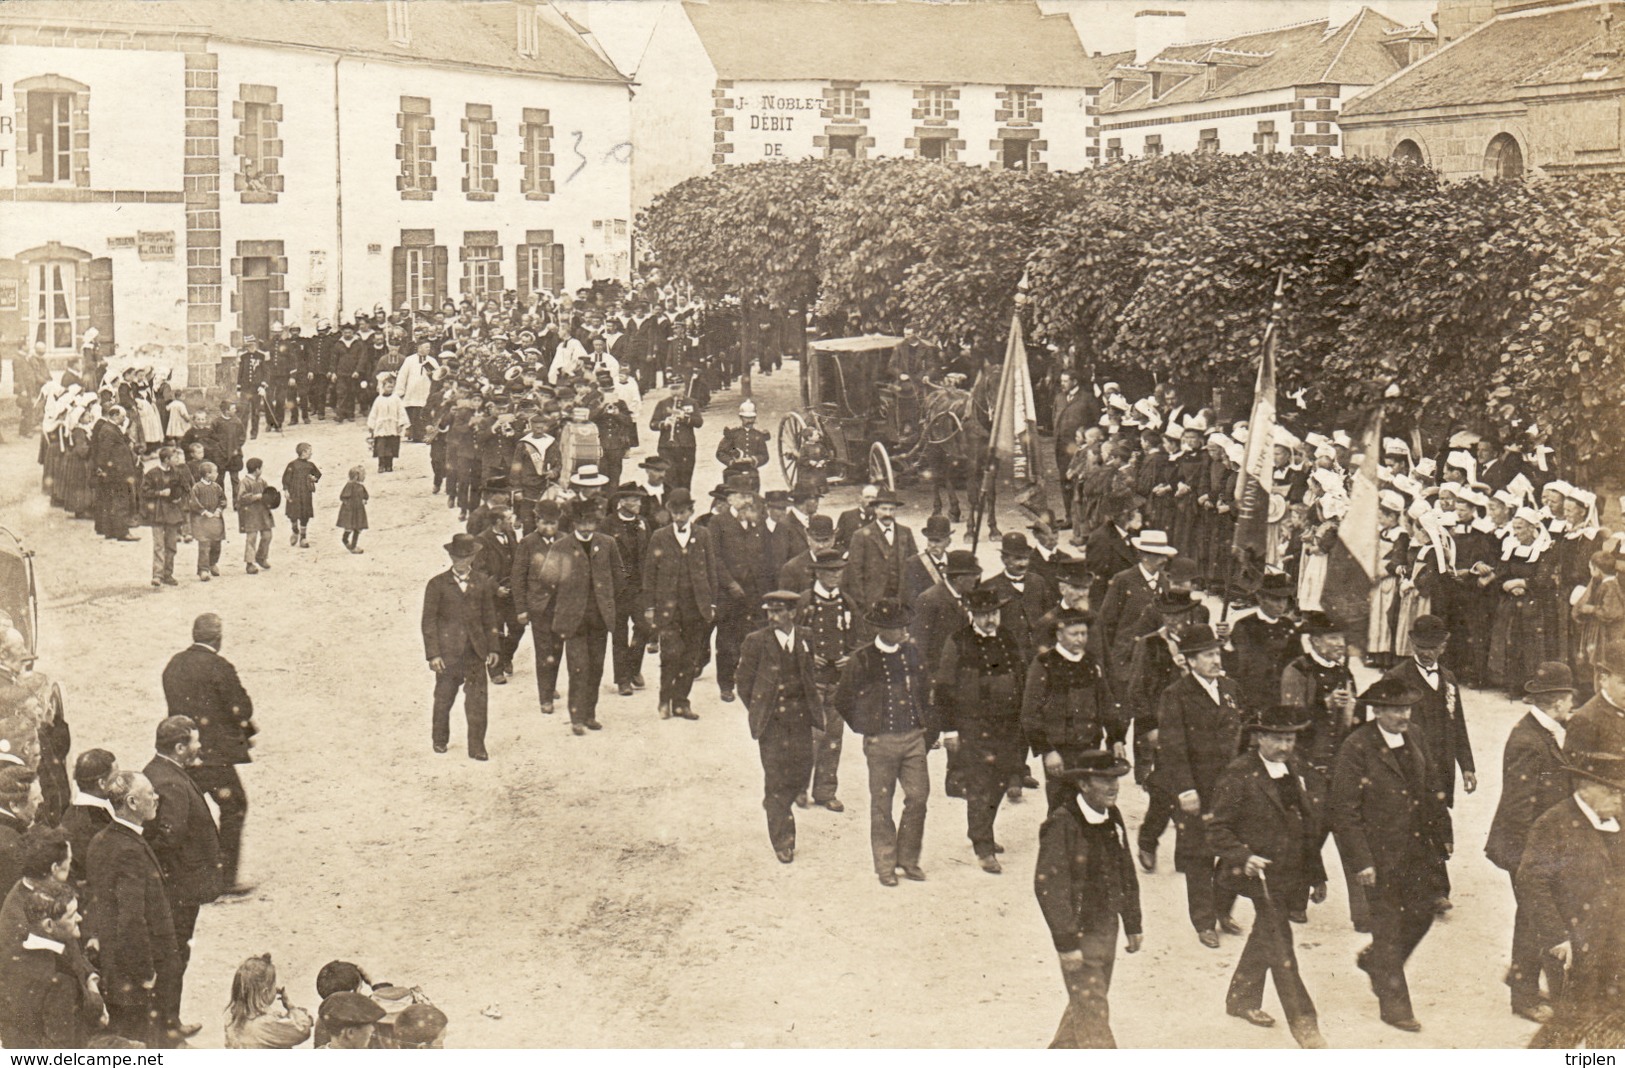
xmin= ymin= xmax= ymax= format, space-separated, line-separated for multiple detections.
xmin=1131 ymin=530 xmax=1177 ymax=555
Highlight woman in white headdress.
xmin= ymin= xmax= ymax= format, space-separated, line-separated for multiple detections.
xmin=62 ymin=394 xmax=99 ymax=519
xmin=1556 ymin=486 xmax=1605 ymax=676
xmin=1366 ymin=488 xmax=1411 ymax=668
xmin=1487 ymin=506 xmax=1559 ymax=696
xmin=132 ymin=366 xmax=164 ymax=453
xmin=41 ymin=379 xmax=79 ymax=506
xmin=1296 ymin=467 xmax=1347 ymax=611
xmin=1395 ymin=505 xmax=1451 ymax=657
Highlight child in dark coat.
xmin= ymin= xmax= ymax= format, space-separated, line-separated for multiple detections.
xmin=282 ymin=442 xmax=321 ymax=548
xmin=338 ymin=465 xmax=369 ymax=554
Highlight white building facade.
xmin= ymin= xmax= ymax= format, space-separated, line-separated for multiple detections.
xmin=0 ymin=0 xmax=632 ymax=386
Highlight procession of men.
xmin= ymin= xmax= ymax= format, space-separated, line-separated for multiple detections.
xmin=3 ymin=274 xmax=1623 ymax=1050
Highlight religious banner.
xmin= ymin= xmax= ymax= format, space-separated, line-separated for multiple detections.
xmin=1233 ymin=271 xmax=1284 ymax=565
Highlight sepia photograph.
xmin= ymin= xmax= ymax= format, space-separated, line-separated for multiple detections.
xmin=0 ymin=0 xmax=1621 ymax=1052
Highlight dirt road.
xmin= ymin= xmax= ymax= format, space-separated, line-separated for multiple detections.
xmin=0 ymin=369 xmax=1540 ymax=1048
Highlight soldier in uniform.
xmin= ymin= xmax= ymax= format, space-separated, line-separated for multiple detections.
xmin=938 ymin=587 xmax=1027 ymax=873
xmin=795 ymin=550 xmax=858 ymax=812
xmin=1033 ymin=750 xmax=1142 ymax=1049
xmin=737 ymin=591 xmax=822 ymax=864
xmin=715 ymin=400 xmax=770 ymax=492
xmin=236 ymin=335 xmax=268 ymax=440
xmin=649 ymin=386 xmax=703 ymax=492
xmin=1332 ymin=678 xmax=1450 ymax=1033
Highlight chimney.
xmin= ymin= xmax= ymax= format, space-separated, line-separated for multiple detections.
xmin=1327 ymin=0 xmax=1366 ymax=29
xmin=1135 ymin=9 xmax=1187 ymax=64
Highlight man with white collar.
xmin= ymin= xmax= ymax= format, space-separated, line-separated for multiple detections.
xmin=845 ymin=493 xmax=917 ymax=637
xmin=1330 ymin=679 xmax=1448 ymax=1033
xmin=1566 ymin=646 xmax=1625 ymax=761
xmin=833 ymin=599 xmax=936 ymax=886
xmin=635 ymin=455 xmax=673 ymax=528
xmin=795 ymin=551 xmax=858 ymax=812
xmin=643 ymin=490 xmax=716 ymax=721
xmin=1208 ymin=706 xmax=1329 ymax=1048
xmin=737 ymin=592 xmax=823 ymax=864
xmin=0 ymin=878 xmax=104 ymax=1048
xmin=1486 ymin=662 xmax=1578 ymax=1023
xmin=1515 ymin=749 xmax=1625 ymax=1049
xmin=85 ymin=771 xmax=179 ymax=1047
xmin=60 ymin=749 xmax=118 ymax=887
xmin=1096 ymin=530 xmax=1176 ymax=685
xmin=903 ymin=514 xmax=954 ymax=603
xmin=0 ymin=764 xmax=43 ymax=894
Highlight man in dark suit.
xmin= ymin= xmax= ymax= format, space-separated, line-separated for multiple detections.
xmin=762 ymin=490 xmax=807 ymax=580
xmin=1208 ymin=707 xmax=1329 ymax=1048
xmin=1222 ymin=571 xmax=1299 ymax=714
xmin=604 ymin=485 xmax=652 ymax=698
xmin=1516 ymin=751 xmax=1625 ymax=1050
xmin=1083 ymin=493 xmax=1140 ymax=608
xmin=543 ymin=500 xmax=624 ymax=734
xmin=512 ymin=500 xmax=566 ymax=715
xmin=472 ymin=501 xmax=526 ymax=684
xmin=160 ymin=613 xmax=256 ymax=894
xmin=1383 ymin=614 xmax=1476 ymax=914
xmin=421 ymin=533 xmax=500 ymax=759
xmin=90 ymin=405 xmax=140 ymax=540
xmin=737 ymin=592 xmax=823 ymax=863
xmin=711 ymin=485 xmax=770 ymax=703
xmin=902 ymin=515 xmax=953 ymax=602
xmin=778 ymin=514 xmax=836 ymax=593
xmin=60 ymin=749 xmax=117 ymax=888
xmin=1486 ymin=661 xmax=1577 ymax=1023
xmin=86 ymin=771 xmax=178 ymax=1047
xmin=1331 ymin=679 xmax=1450 ymax=1032
xmin=1096 ymin=530 xmax=1175 ymax=690
xmin=142 ymin=716 xmax=218 ymax=1046
xmin=644 ymin=489 xmax=716 ymax=720
xmin=1156 ymin=623 xmax=1245 ymax=947
xmin=845 ymin=494 xmax=918 ymax=625
xmin=833 ymin=599 xmax=937 ymax=886
xmin=834 ymin=484 xmax=879 ymax=553
xmin=0 ymin=879 xmax=102 ymax=1049
xmin=0 ymin=765 xmax=42 ymax=895
xmin=1565 ymin=649 xmax=1625 ymax=762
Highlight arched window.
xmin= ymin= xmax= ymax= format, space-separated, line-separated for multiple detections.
xmin=1391 ymin=139 xmax=1424 ymax=165
xmin=1484 ymin=133 xmax=1524 ymax=181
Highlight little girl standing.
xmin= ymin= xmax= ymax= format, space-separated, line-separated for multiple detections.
xmin=282 ymin=442 xmax=321 ymax=548
xmin=188 ymin=460 xmax=227 ymax=580
xmin=337 ymin=465 xmax=369 ymax=554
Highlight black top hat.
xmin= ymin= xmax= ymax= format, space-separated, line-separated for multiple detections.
xmin=568 ymin=497 xmax=603 ymax=523
xmin=1051 ymin=750 xmax=1133 ymax=781
xmin=812 ymin=548 xmax=846 ymax=568
xmin=444 ymin=533 xmax=481 ymax=558
xmin=945 ymin=549 xmax=981 ymax=576
xmin=865 ymin=598 xmax=912 ymax=630
xmin=1410 ymin=614 xmax=1450 ymax=647
xmin=1176 ymin=624 xmax=1224 ymax=655
xmin=964 ymin=586 xmax=1011 ymax=613
xmin=1298 ymin=610 xmax=1342 ymax=635
xmin=1000 ymin=532 xmax=1032 ymax=557
xmin=1247 ymin=705 xmax=1312 ymax=734
xmin=1257 ymin=571 xmax=1295 ymax=599
xmin=1359 ymin=677 xmax=1420 ymax=708
xmin=1524 ymin=661 xmax=1577 ymax=695
xmin=923 ymin=515 xmax=953 ymax=539
xmin=1567 ymin=751 xmax=1625 ymax=792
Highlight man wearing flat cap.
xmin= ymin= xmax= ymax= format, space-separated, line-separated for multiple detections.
xmin=1486 ymin=661 xmax=1578 ymax=1022
xmin=1208 ymin=707 xmax=1329 ymax=1048
xmin=737 ymin=592 xmax=823 ymax=863
xmin=317 ymin=991 xmax=386 ymax=1049
xmin=936 ymin=586 xmax=1026 ymax=873
xmin=1155 ymin=623 xmax=1245 ymax=948
xmin=421 ymin=533 xmax=500 ymax=760
xmin=394 ymin=1003 xmax=448 ymax=1049
xmin=1517 ymin=750 xmax=1625 ymax=1049
xmin=834 ymin=599 xmax=935 ymax=886
xmin=1032 ymin=750 xmax=1142 ymax=1048
xmin=1331 ymin=678 xmax=1449 ymax=1032
xmin=1384 ymin=613 xmax=1476 ymax=914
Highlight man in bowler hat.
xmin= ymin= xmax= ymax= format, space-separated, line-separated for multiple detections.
xmin=421 ymin=533 xmax=499 ymax=759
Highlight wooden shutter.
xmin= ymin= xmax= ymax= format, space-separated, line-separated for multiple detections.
xmin=549 ymin=243 xmax=565 ymax=295
xmin=432 ymin=245 xmax=449 ymax=307
xmin=515 ymin=244 xmax=530 ymax=302
xmin=88 ymin=257 xmax=115 ymax=350
xmin=392 ymin=246 xmax=407 ymax=310
xmin=0 ymin=259 xmax=24 ymax=354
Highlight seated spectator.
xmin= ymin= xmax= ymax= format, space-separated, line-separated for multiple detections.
xmin=315 ymin=992 xmax=384 ymax=1050
xmin=224 ymin=953 xmax=312 ymax=1049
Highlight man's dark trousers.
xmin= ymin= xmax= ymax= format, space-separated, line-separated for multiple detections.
xmin=432 ymin=640 xmax=488 ymax=752
xmin=760 ymin=714 xmax=813 ymax=853
xmin=1360 ymin=867 xmax=1436 ymax=1023
xmin=566 ymin=622 xmax=609 ymax=725
xmin=658 ymin=607 xmax=705 ymax=710
xmin=188 ymin=764 xmax=247 ymax=888
xmin=1228 ymin=897 xmax=1317 ymax=1027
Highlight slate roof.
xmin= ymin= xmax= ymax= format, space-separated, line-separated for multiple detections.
xmin=0 ymin=0 xmax=627 ymax=83
xmin=1100 ymin=7 xmax=1409 ymax=114
xmin=1342 ymin=1 xmax=1618 ymax=117
xmin=684 ymin=0 xmax=1117 ymax=87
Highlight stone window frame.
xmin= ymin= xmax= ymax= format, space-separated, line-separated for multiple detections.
xmin=1254 ymin=120 xmax=1279 ymax=155
xmin=397 ymin=96 xmax=437 ymax=201
xmin=996 ymin=86 xmax=1043 ymax=127
xmin=460 ymin=231 xmax=503 ymax=300
xmin=15 ymin=75 xmax=91 ymax=188
xmin=1106 ymin=137 xmax=1124 ymax=162
xmin=393 ymin=229 xmax=449 ymax=312
xmin=232 ymin=84 xmax=284 ymax=204
xmin=991 ymin=127 xmax=1046 ymax=172
xmin=227 ymin=239 xmax=289 ymax=350
xmin=907 ymin=126 xmax=963 ymax=162
xmin=913 ymin=85 xmax=960 ymax=126
xmin=1197 ymin=127 xmax=1220 ymax=154
xmin=816 ymin=83 xmax=873 ymax=159
xmin=462 ymin=103 xmax=498 ymax=201
xmin=828 ymin=86 xmax=858 ymax=122
xmin=519 ymin=107 xmax=555 ymax=201
xmin=517 ymin=229 xmax=566 ymax=299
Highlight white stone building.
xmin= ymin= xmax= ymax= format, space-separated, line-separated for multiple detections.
xmin=607 ymin=0 xmax=1126 ymax=210
xmin=0 ymin=0 xmax=631 ymax=385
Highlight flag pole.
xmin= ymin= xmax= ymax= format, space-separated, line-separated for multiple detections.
xmin=1229 ymin=268 xmax=1287 ymax=613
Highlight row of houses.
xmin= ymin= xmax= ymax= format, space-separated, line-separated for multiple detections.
xmin=2 ymin=0 xmax=1621 ymax=383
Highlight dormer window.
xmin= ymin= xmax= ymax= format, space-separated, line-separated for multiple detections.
xmin=517 ymin=3 xmax=540 ymax=58
xmin=387 ymin=1 xmax=411 ymax=47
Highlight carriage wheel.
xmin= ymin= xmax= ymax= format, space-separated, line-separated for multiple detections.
xmin=778 ymin=411 xmax=807 ymax=490
xmin=868 ymin=442 xmax=896 ymax=493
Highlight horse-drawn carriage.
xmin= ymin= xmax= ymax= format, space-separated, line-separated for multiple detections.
xmin=777 ymin=336 xmax=985 ymax=516
xmin=0 ymin=525 xmax=66 ymax=747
